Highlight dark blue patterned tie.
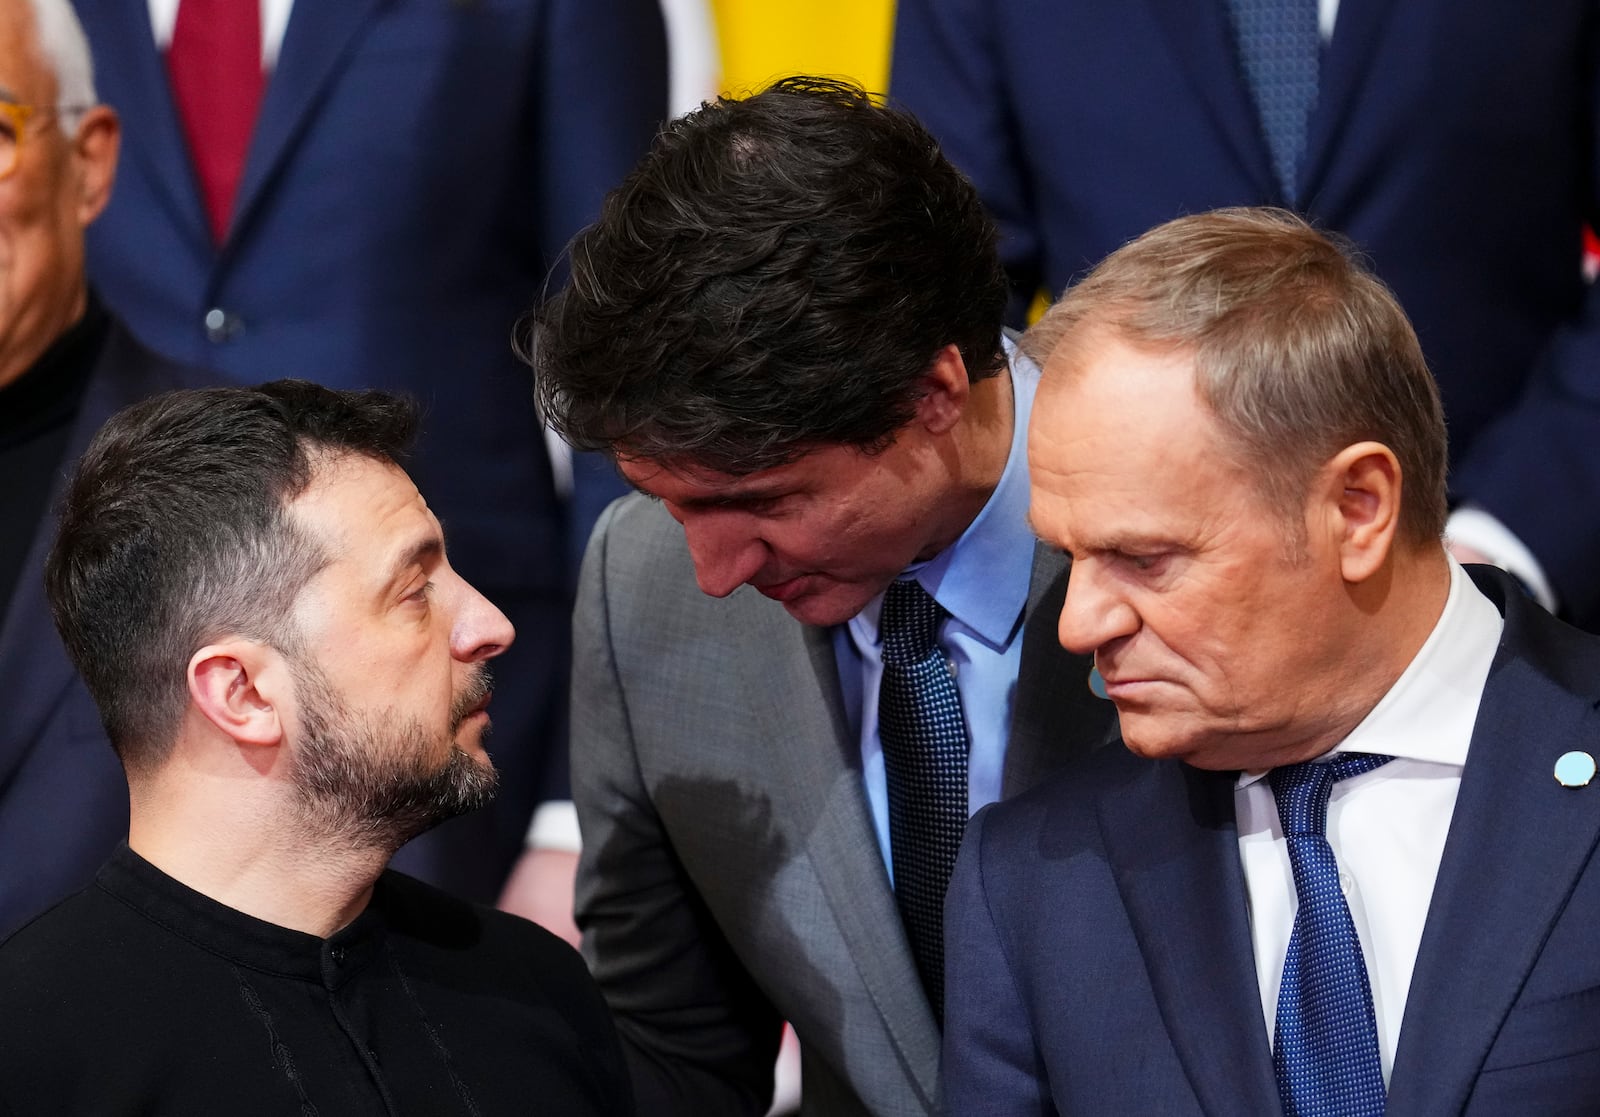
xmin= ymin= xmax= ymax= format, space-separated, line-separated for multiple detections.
xmin=1269 ymin=753 xmax=1392 ymax=1117
xmin=879 ymin=577 xmax=969 ymax=1024
xmin=1226 ymin=0 xmax=1321 ymax=200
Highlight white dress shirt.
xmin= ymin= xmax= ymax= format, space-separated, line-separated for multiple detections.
xmin=147 ymin=0 xmax=294 ymax=70
xmin=1235 ymin=557 xmax=1503 ymax=1082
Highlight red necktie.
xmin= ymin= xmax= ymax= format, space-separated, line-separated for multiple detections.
xmin=166 ymin=0 xmax=264 ymax=244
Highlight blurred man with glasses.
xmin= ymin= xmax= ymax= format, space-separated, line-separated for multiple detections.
xmin=0 ymin=0 xmax=214 ymax=938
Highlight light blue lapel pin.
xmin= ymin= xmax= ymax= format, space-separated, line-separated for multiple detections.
xmin=1554 ymin=751 xmax=1596 ymax=788
xmin=1088 ymin=664 xmax=1109 ymax=700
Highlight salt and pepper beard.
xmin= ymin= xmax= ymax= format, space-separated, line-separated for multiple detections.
xmin=285 ymin=657 xmax=499 ymax=853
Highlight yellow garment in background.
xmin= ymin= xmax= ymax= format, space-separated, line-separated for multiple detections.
xmin=709 ymin=0 xmax=896 ymax=95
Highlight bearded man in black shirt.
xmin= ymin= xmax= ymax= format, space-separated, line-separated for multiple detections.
xmin=0 ymin=379 xmax=632 ymax=1116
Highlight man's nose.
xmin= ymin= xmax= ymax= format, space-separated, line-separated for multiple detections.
xmin=1057 ymin=560 xmax=1138 ymax=656
xmin=681 ymin=514 xmax=767 ymax=599
xmin=453 ymin=580 xmax=516 ymax=662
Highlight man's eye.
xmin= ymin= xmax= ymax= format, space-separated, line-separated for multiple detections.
xmin=1124 ymin=553 xmax=1167 ymax=573
xmin=407 ymin=581 xmax=434 ymax=603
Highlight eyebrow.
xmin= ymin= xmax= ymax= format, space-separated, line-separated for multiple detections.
xmin=626 ymin=474 xmax=790 ymax=511
xmin=387 ymin=534 xmax=445 ymax=584
xmin=670 ymin=488 xmax=787 ymax=512
xmin=1023 ymin=512 xmax=1171 ymax=557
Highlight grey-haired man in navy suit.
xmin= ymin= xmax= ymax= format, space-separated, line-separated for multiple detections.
xmin=945 ymin=207 xmax=1600 ymax=1115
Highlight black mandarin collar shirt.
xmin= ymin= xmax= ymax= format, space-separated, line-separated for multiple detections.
xmin=0 ymin=844 xmax=633 ymax=1115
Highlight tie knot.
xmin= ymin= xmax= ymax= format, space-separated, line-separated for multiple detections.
xmin=880 ymin=579 xmax=943 ymax=666
xmin=1268 ymin=753 xmax=1392 ymax=838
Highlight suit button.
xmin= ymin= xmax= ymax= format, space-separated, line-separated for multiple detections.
xmin=204 ymin=307 xmax=242 ymax=342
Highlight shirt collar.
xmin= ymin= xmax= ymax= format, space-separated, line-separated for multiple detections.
xmin=1238 ymin=556 xmax=1504 ymax=789
xmin=856 ymin=336 xmax=1040 ymax=650
xmin=96 ymin=843 xmax=388 ymax=983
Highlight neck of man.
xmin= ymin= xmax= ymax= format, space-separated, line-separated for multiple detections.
xmin=127 ymin=775 xmax=392 ymax=939
xmin=913 ymin=366 xmax=1016 ymax=563
xmin=1265 ymin=541 xmax=1456 ymax=769
xmin=0 ymin=285 xmax=89 ymax=390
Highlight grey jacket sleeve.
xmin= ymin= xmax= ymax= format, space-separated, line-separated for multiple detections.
xmin=571 ymin=497 xmax=783 ymax=1116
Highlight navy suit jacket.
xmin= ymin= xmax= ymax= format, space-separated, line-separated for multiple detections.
xmin=892 ymin=0 xmax=1600 ymax=625
xmin=0 ymin=319 xmax=216 ymax=940
xmin=944 ymin=568 xmax=1600 ymax=1115
xmin=72 ymin=0 xmax=667 ymax=898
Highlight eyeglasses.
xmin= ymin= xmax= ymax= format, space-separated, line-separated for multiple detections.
xmin=0 ymin=101 xmax=87 ymax=181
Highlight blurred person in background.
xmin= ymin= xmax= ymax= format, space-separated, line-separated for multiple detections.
xmin=893 ymin=0 xmax=1600 ymax=631
xmin=0 ymin=0 xmax=216 ymax=939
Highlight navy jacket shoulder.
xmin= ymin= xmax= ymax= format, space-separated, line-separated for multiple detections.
xmin=943 ymin=568 xmax=1600 ymax=1115
xmin=0 ymin=316 xmax=216 ymax=941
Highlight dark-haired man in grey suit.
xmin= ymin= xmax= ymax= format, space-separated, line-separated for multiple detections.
xmin=527 ymin=78 xmax=1117 ymax=1116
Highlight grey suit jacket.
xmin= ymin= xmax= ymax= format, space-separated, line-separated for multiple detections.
xmin=572 ymin=494 xmax=1117 ymax=1116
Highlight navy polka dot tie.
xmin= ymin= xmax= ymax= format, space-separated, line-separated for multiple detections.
xmin=1226 ymin=0 xmax=1321 ymax=201
xmin=1269 ymin=753 xmax=1392 ymax=1117
xmin=879 ymin=578 xmax=969 ymax=1025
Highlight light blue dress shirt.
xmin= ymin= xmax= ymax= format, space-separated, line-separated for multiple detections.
xmin=833 ymin=337 xmax=1041 ymax=878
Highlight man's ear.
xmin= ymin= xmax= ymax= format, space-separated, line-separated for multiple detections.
xmin=187 ymin=640 xmax=287 ymax=749
xmin=70 ymin=105 xmax=120 ymax=226
xmin=914 ymin=344 xmax=971 ymax=435
xmin=1316 ymin=441 xmax=1403 ymax=583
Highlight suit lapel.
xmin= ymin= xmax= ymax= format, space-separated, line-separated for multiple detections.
xmin=76 ymin=0 xmax=211 ymax=248
xmin=1387 ymin=580 xmax=1600 ymax=1116
xmin=1298 ymin=0 xmax=1401 ymax=205
xmin=755 ymin=612 xmax=942 ymax=1110
xmin=755 ymin=545 xmax=1115 ymax=1108
xmin=1142 ymin=0 xmax=1278 ymax=199
xmin=1144 ymin=0 xmax=1406 ymax=208
xmin=1098 ymin=760 xmax=1282 ymax=1116
xmin=1005 ymin=545 xmax=1119 ymax=797
xmin=228 ymin=0 xmax=388 ymax=249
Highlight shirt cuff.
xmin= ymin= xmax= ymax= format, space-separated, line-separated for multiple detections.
xmin=524 ymin=800 xmax=582 ymax=852
xmin=1445 ymin=505 xmax=1558 ymax=612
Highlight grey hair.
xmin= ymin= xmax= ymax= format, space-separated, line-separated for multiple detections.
xmin=24 ymin=0 xmax=97 ymax=128
xmin=1024 ymin=207 xmax=1448 ymax=548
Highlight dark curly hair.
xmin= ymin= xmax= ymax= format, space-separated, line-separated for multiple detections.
xmin=522 ymin=76 xmax=1009 ymax=475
